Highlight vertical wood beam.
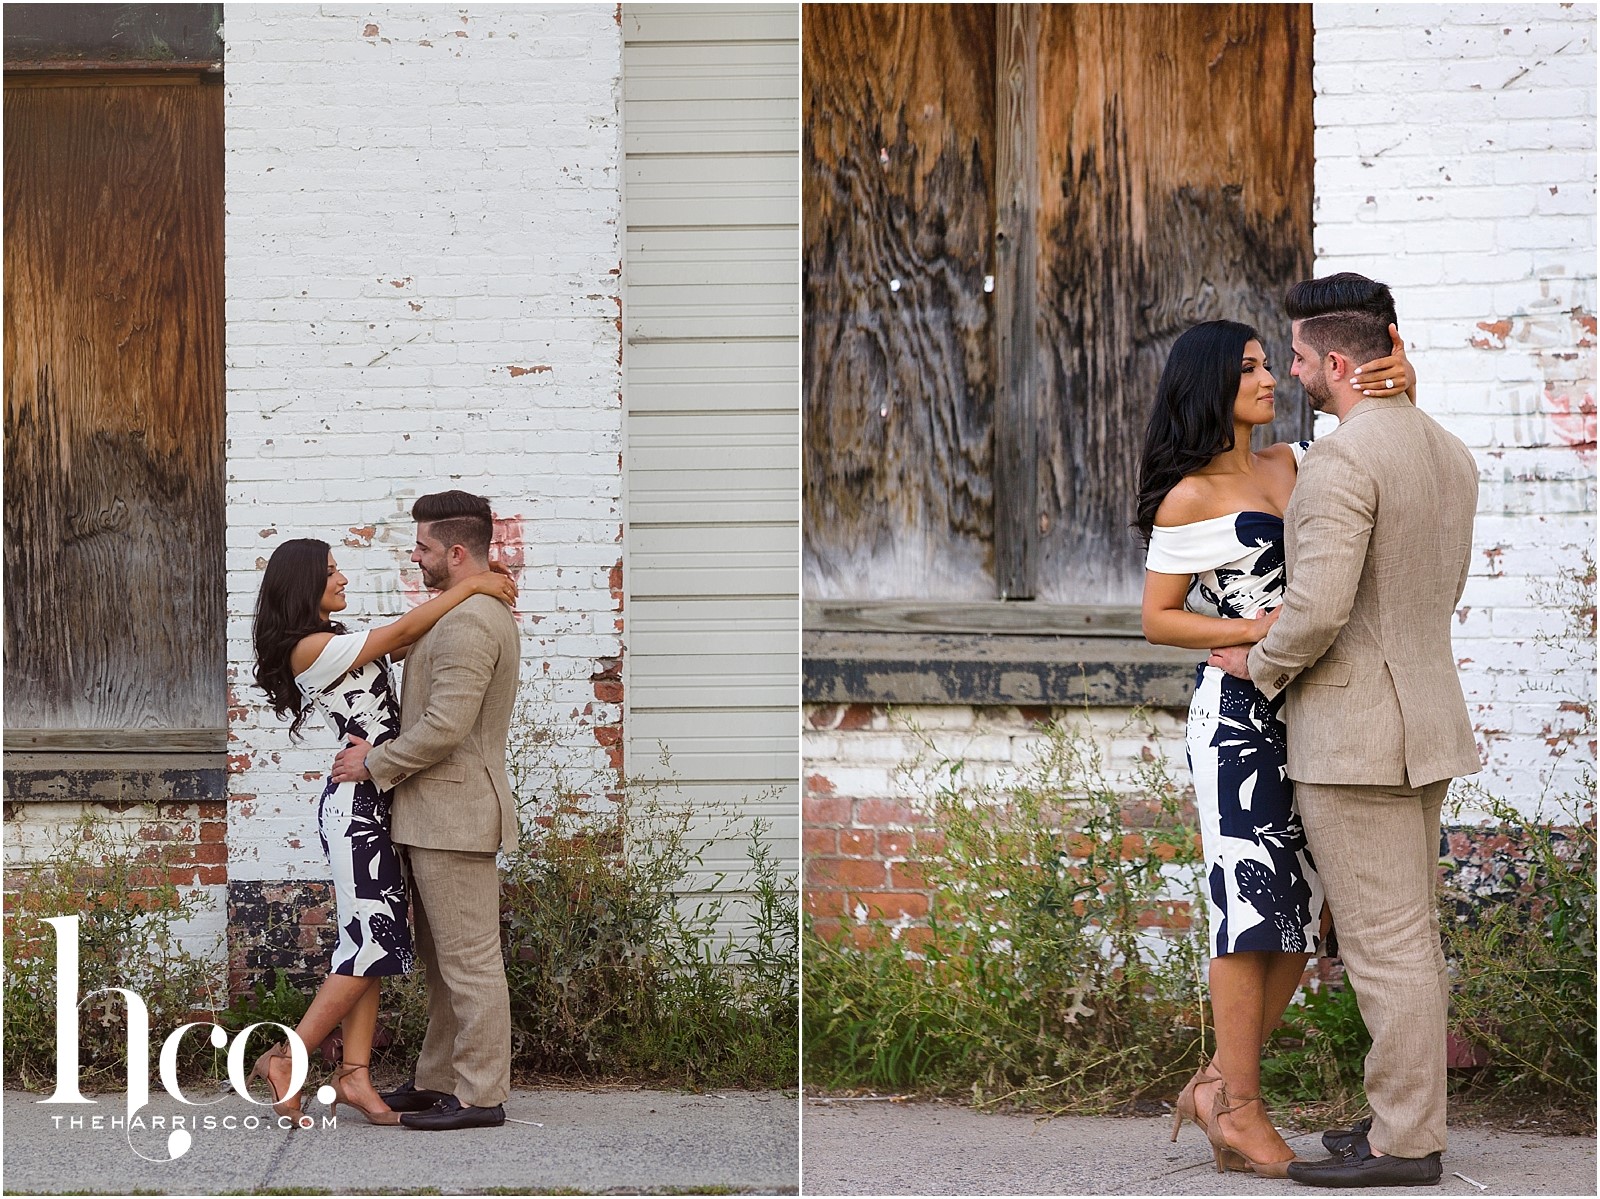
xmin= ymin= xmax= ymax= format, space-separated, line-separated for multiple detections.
xmin=992 ymin=3 xmax=1040 ymax=600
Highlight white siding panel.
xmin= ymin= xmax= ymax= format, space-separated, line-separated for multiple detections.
xmin=622 ymin=4 xmax=799 ymax=925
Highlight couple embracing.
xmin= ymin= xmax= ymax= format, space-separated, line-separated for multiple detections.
xmin=1139 ymin=273 xmax=1479 ymax=1188
xmin=248 ymin=490 xmax=520 ymax=1131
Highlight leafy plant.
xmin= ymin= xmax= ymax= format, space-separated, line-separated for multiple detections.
xmin=488 ymin=686 xmax=798 ymax=1088
xmin=1261 ymin=981 xmax=1370 ymax=1114
xmin=1440 ymin=781 xmax=1596 ymax=1100
xmin=804 ymin=710 xmax=1210 ymax=1112
xmin=3 ymin=813 xmax=225 ymax=1090
xmin=1437 ymin=551 xmax=1596 ymax=1103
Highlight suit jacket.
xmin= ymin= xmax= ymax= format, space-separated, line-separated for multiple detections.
xmin=1247 ymin=395 xmax=1481 ymax=787
xmin=366 ymin=593 xmax=521 ymax=853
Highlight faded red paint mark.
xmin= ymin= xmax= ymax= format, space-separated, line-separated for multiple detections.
xmin=1470 ymin=318 xmax=1512 ymax=350
xmin=1483 ymin=544 xmax=1507 ymax=575
xmin=389 ymin=277 xmax=412 ymax=289
xmin=507 ymin=365 xmax=552 ymax=377
xmin=227 ymin=754 xmax=252 ymax=774
xmin=397 ymin=512 xmax=527 ymax=615
xmin=260 ymin=528 xmax=276 ymax=538
xmin=491 ymin=515 xmax=526 ymax=575
xmin=344 ymin=525 xmax=377 ymax=548
xmin=1548 ymin=388 xmax=1596 ymax=461
xmin=408 ymin=300 xmax=423 ymax=312
xmin=1456 ymin=606 xmax=1471 ymax=624
xmin=363 ymin=23 xmax=379 ymax=37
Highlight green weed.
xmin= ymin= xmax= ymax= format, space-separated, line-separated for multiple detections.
xmin=803 ymin=711 xmax=1210 ymax=1112
xmin=2 ymin=813 xmax=225 ymax=1090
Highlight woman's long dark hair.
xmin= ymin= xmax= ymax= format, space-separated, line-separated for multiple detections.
xmin=253 ymin=538 xmax=346 ymax=739
xmin=1134 ymin=320 xmax=1258 ymax=544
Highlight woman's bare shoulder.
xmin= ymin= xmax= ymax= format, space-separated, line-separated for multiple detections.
xmin=289 ymin=631 xmax=335 ymax=676
xmin=1152 ymin=475 xmax=1218 ymax=527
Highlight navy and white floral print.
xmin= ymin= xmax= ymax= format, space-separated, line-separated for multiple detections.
xmin=294 ymin=632 xmax=414 ymax=977
xmin=1146 ymin=442 xmax=1324 ymax=958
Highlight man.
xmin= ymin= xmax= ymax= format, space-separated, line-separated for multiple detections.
xmin=331 ymin=490 xmax=521 ymax=1131
xmin=1208 ymin=274 xmax=1480 ymax=1187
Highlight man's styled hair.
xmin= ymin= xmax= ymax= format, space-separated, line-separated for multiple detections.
xmin=413 ymin=490 xmax=494 ymax=561
xmin=1285 ymin=272 xmax=1397 ymax=366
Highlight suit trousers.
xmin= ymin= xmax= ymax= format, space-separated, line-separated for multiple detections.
xmin=406 ymin=846 xmax=511 ymax=1108
xmin=1295 ymin=779 xmax=1451 ymax=1159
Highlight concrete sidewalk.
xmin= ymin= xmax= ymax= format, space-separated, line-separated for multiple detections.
xmin=802 ymin=1098 xmax=1595 ymax=1196
xmin=2 ymin=1086 xmax=798 ymax=1195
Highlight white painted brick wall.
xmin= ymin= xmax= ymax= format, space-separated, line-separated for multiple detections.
xmin=1311 ymin=4 xmax=1596 ymax=818
xmin=223 ymin=4 xmax=624 ymax=879
xmin=804 ymin=705 xmax=1191 ymax=811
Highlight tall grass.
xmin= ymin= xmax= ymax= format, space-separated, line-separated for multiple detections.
xmin=804 ymin=712 xmax=1210 ymax=1112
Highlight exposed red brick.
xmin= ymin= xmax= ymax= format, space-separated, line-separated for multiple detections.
xmin=200 ymin=822 xmax=226 ymax=843
xmin=877 ymin=830 xmax=914 ymax=857
xmin=854 ymin=798 xmax=921 ymax=827
xmin=805 ymin=772 xmax=836 ymax=795
xmin=808 ymin=705 xmax=842 ymax=729
xmin=852 ymin=891 xmax=929 ymax=920
xmin=804 ymin=889 xmax=846 ymax=917
xmin=837 ymin=704 xmax=877 ymax=730
xmin=803 ymin=795 xmax=849 ymax=825
xmin=803 ymin=827 xmax=837 ymax=856
xmin=889 ymin=861 xmax=928 ymax=891
xmin=805 ymin=857 xmax=886 ymax=890
xmin=593 ymin=680 xmax=623 ymax=704
xmin=839 ymin=828 xmax=875 ymax=856
xmin=809 ymin=918 xmax=843 ymax=941
xmin=196 ymin=866 xmax=227 ymax=885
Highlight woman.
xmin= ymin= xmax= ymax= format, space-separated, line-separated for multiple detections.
xmin=248 ymin=537 xmax=516 ymax=1125
xmin=1137 ymin=321 xmax=1413 ymax=1176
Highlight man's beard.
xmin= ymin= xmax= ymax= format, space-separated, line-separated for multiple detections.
xmin=420 ymin=565 xmax=449 ymax=590
xmin=1301 ymin=375 xmax=1333 ymax=413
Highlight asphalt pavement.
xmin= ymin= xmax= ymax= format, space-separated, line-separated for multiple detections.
xmin=800 ymin=1097 xmax=1596 ymax=1197
xmin=2 ymin=1085 xmax=799 ymax=1195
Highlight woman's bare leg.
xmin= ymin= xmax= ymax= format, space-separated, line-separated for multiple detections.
xmin=1260 ymin=951 xmax=1312 ymax=1045
xmin=332 ymin=979 xmax=392 ymax=1111
xmin=262 ymin=974 xmax=379 ymax=1103
xmin=1200 ymin=951 xmax=1309 ymax=1165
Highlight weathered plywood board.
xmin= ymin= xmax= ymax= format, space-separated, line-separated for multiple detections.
xmin=1033 ymin=4 xmax=1314 ymax=604
xmin=4 ymin=76 xmax=225 ymax=732
xmin=803 ymin=3 xmax=998 ymax=601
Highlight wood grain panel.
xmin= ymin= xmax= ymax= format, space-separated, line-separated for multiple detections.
xmin=1033 ymin=4 xmax=1313 ymax=605
xmin=4 ymin=77 xmax=224 ymax=731
xmin=802 ymin=3 xmax=997 ymax=600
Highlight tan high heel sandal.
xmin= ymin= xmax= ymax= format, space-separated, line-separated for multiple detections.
xmin=328 ymin=1062 xmax=402 ymax=1126
xmin=249 ymin=1043 xmax=311 ymax=1125
xmin=1171 ymin=1061 xmax=1250 ymax=1171
xmin=1205 ymin=1084 xmax=1299 ymax=1178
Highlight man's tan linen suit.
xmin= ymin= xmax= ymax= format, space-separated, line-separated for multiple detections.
xmin=1248 ymin=394 xmax=1479 ymax=1159
xmin=366 ymin=594 xmax=520 ymax=1108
